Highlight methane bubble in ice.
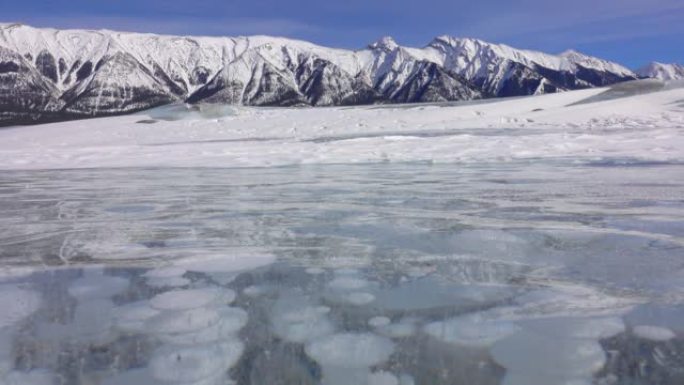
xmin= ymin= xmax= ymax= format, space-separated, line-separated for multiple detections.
xmin=149 ymin=341 xmax=243 ymax=383
xmin=376 ymin=318 xmax=419 ymax=338
xmin=305 ymin=333 xmax=394 ymax=368
xmin=1 ymin=370 xmax=55 ymax=385
xmin=67 ymin=275 xmax=128 ymax=301
xmin=306 ymin=333 xmax=395 ymax=385
xmin=272 ymin=305 xmax=334 ymax=343
xmin=149 ymin=288 xmax=233 ymax=311
xmin=341 ymin=292 xmax=375 ymax=305
xmin=633 ymin=325 xmax=676 ymax=341
xmin=148 ymin=307 xmax=221 ymax=334
xmin=306 ymin=267 xmax=326 ymax=275
xmin=424 ymin=313 xmax=520 ymax=347
xmin=368 ymin=371 xmax=399 ymax=385
xmin=243 ymin=285 xmax=265 ymax=297
xmin=113 ymin=302 xmax=160 ymax=334
xmin=501 ymin=372 xmax=593 ymax=385
xmin=520 ymin=317 xmax=625 ymax=340
xmin=159 ymin=307 xmax=248 ymax=345
xmin=177 ymin=253 xmax=275 ymax=274
xmin=144 ymin=267 xmax=191 ymax=288
xmin=0 ymin=285 xmax=41 ymax=328
xmin=369 ymin=316 xmax=391 ymax=327
xmin=491 ymin=330 xmax=607 ymax=381
xmin=328 ymin=276 xmax=369 ymax=290
xmin=146 ymin=276 xmax=191 ymax=288
xmin=72 ymin=299 xmax=115 ymax=342
xmin=143 ymin=267 xmax=187 ymax=279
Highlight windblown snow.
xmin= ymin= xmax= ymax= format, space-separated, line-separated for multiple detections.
xmin=0 ymin=79 xmax=682 ymax=170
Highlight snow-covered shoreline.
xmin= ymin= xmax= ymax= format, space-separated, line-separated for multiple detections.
xmin=0 ymin=80 xmax=682 ymax=170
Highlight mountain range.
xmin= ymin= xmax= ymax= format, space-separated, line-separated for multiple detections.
xmin=636 ymin=62 xmax=684 ymax=81
xmin=0 ymin=23 xmax=672 ymax=126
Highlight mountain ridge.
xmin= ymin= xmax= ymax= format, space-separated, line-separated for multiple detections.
xmin=0 ymin=23 xmax=642 ymax=126
xmin=636 ymin=62 xmax=684 ymax=81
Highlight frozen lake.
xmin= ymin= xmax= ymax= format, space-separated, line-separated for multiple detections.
xmin=1 ymin=161 xmax=683 ymax=385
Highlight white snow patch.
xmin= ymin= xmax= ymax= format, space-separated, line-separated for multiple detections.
xmin=2 ymin=84 xmax=682 ymax=170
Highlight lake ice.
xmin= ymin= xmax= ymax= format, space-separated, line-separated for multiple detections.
xmin=0 ymin=161 xmax=682 ymax=385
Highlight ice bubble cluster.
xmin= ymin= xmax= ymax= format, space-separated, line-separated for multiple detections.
xmin=67 ymin=269 xmax=129 ymax=301
xmin=341 ymin=292 xmax=376 ymax=305
xmin=328 ymin=276 xmax=369 ymax=290
xmin=424 ymin=313 xmax=520 ymax=347
xmin=368 ymin=316 xmax=391 ymax=327
xmin=272 ymin=303 xmax=334 ymax=343
xmin=305 ymin=333 xmax=395 ymax=385
xmin=521 ymin=316 xmax=625 ymax=340
xmin=632 ymin=325 xmax=676 ymax=341
xmin=149 ymin=341 xmax=243 ymax=383
xmin=368 ymin=371 xmax=399 ymax=385
xmin=149 ymin=307 xmax=221 ymax=335
xmin=0 ymin=329 xmax=13 ymax=378
xmin=149 ymin=288 xmax=234 ymax=311
xmin=490 ymin=317 xmax=625 ymax=385
xmin=113 ymin=301 xmax=160 ymax=334
xmin=72 ymin=299 xmax=116 ymax=343
xmin=158 ymin=307 xmax=247 ymax=346
xmin=144 ymin=267 xmax=190 ymax=288
xmin=326 ymin=269 xmax=376 ymax=306
xmin=65 ymin=270 xmax=129 ymax=344
xmin=374 ymin=317 xmax=419 ymax=338
xmin=142 ymin=286 xmax=248 ymax=384
xmin=1 ymin=370 xmax=54 ymax=385
xmin=176 ymin=253 xmax=275 ymax=274
xmin=0 ymin=284 xmax=41 ymax=328
xmin=305 ymin=332 xmax=394 ymax=367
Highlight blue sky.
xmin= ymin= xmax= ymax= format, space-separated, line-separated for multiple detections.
xmin=5 ymin=0 xmax=683 ymax=68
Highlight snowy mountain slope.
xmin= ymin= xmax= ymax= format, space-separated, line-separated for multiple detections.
xmin=0 ymin=23 xmax=637 ymax=126
xmin=636 ymin=62 xmax=684 ymax=81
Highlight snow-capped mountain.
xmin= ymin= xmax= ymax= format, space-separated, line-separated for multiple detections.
xmin=0 ymin=23 xmax=638 ymax=126
xmin=636 ymin=62 xmax=684 ymax=81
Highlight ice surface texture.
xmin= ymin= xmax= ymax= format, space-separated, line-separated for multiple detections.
xmin=0 ymin=161 xmax=683 ymax=384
